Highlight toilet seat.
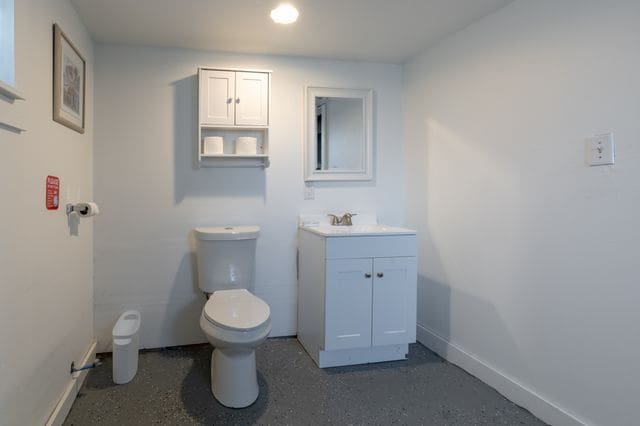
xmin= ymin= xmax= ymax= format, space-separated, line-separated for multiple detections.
xmin=204 ymin=289 xmax=270 ymax=331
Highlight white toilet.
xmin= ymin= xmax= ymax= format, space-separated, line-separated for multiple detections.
xmin=194 ymin=226 xmax=271 ymax=408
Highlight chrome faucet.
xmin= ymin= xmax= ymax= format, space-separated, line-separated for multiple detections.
xmin=327 ymin=212 xmax=357 ymax=226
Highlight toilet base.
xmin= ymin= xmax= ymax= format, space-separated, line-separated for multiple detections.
xmin=211 ymin=348 xmax=259 ymax=408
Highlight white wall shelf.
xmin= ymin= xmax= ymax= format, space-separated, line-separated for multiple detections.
xmin=0 ymin=81 xmax=24 ymax=102
xmin=200 ymin=124 xmax=269 ymax=130
xmin=202 ymin=154 xmax=269 ymax=158
xmin=197 ymin=126 xmax=269 ymax=168
xmin=0 ymin=120 xmax=26 ymax=134
xmin=197 ymin=67 xmax=271 ymax=168
xmin=200 ymin=154 xmax=270 ymax=168
xmin=0 ymin=81 xmax=26 ymax=134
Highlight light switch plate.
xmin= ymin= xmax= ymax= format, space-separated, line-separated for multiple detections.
xmin=304 ymin=183 xmax=315 ymax=200
xmin=586 ymin=133 xmax=614 ymax=166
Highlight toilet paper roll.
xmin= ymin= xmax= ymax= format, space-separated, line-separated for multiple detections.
xmin=75 ymin=202 xmax=100 ymax=217
xmin=235 ymin=137 xmax=258 ymax=155
xmin=203 ymin=136 xmax=224 ymax=155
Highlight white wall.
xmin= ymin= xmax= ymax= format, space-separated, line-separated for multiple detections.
xmin=0 ymin=0 xmax=94 ymax=424
xmin=404 ymin=1 xmax=640 ymax=425
xmin=93 ymin=45 xmax=404 ymax=351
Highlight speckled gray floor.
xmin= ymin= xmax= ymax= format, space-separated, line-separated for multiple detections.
xmin=64 ymin=338 xmax=545 ymax=425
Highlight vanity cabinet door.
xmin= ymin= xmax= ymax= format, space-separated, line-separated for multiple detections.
xmin=199 ymin=70 xmax=235 ymax=125
xmin=325 ymin=258 xmax=373 ymax=350
xmin=235 ymin=72 xmax=269 ymax=126
xmin=372 ymin=257 xmax=417 ymax=346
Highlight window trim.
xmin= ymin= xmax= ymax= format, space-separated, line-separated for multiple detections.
xmin=0 ymin=0 xmax=20 ymax=100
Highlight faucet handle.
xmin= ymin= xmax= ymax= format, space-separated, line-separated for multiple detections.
xmin=340 ymin=212 xmax=357 ymax=226
xmin=327 ymin=214 xmax=340 ymax=226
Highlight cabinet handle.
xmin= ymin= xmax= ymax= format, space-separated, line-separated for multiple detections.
xmin=227 ymin=97 xmax=233 ymax=104
xmin=377 ymin=272 xmax=384 ymax=278
xmin=364 ymin=273 xmax=371 ymax=278
xmin=236 ymin=98 xmax=241 ymax=104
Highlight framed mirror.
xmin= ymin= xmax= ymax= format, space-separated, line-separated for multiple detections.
xmin=304 ymin=87 xmax=373 ymax=181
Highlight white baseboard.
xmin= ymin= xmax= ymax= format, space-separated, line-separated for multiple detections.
xmin=46 ymin=339 xmax=97 ymax=426
xmin=417 ymin=325 xmax=585 ymax=426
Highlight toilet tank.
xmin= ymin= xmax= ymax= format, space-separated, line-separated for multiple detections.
xmin=194 ymin=226 xmax=260 ymax=293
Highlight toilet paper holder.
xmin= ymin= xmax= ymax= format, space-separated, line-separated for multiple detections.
xmin=66 ymin=202 xmax=100 ymax=217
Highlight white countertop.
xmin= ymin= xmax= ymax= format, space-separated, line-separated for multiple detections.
xmin=300 ymin=224 xmax=417 ymax=237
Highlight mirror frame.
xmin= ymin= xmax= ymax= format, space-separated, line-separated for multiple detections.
xmin=304 ymin=87 xmax=373 ymax=181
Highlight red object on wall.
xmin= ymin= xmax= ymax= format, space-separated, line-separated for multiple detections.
xmin=46 ymin=175 xmax=60 ymax=210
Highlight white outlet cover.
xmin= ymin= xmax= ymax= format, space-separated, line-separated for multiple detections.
xmin=586 ymin=133 xmax=614 ymax=166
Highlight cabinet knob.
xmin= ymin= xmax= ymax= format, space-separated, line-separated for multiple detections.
xmin=377 ymin=272 xmax=384 ymax=278
xmin=364 ymin=273 xmax=371 ymax=278
xmin=236 ymin=98 xmax=241 ymax=104
xmin=227 ymin=97 xmax=233 ymax=104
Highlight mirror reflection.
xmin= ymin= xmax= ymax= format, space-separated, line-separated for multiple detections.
xmin=315 ymin=97 xmax=364 ymax=171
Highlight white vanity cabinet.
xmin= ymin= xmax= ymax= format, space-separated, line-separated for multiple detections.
xmin=298 ymin=227 xmax=417 ymax=368
xmin=325 ymin=258 xmax=373 ymax=350
xmin=197 ymin=68 xmax=271 ymax=168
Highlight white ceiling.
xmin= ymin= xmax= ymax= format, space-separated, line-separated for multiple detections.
xmin=71 ymin=0 xmax=512 ymax=64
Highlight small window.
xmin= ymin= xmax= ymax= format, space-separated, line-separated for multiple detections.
xmin=0 ymin=0 xmax=15 ymax=87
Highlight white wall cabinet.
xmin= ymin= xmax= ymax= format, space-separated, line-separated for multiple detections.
xmin=197 ymin=68 xmax=271 ymax=167
xmin=199 ymin=70 xmax=235 ymax=126
xmin=199 ymin=69 xmax=269 ymax=126
xmin=298 ymin=229 xmax=417 ymax=368
xmin=234 ymin=71 xmax=269 ymax=126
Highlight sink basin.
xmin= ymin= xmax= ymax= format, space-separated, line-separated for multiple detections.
xmin=300 ymin=223 xmax=416 ymax=237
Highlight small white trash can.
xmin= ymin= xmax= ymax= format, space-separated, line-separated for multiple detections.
xmin=112 ymin=310 xmax=141 ymax=384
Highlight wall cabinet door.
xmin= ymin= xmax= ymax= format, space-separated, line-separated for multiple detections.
xmin=200 ymin=70 xmax=235 ymax=125
xmin=235 ymin=71 xmax=269 ymax=126
xmin=325 ymin=258 xmax=373 ymax=350
xmin=372 ymin=257 xmax=417 ymax=346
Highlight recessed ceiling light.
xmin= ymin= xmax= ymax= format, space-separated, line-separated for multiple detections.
xmin=270 ymin=4 xmax=299 ymax=24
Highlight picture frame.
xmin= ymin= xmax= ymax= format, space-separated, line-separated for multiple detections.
xmin=53 ymin=23 xmax=85 ymax=133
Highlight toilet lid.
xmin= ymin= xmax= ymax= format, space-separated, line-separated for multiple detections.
xmin=204 ymin=289 xmax=270 ymax=331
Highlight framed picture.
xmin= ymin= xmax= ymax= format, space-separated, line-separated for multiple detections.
xmin=53 ymin=23 xmax=85 ymax=133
